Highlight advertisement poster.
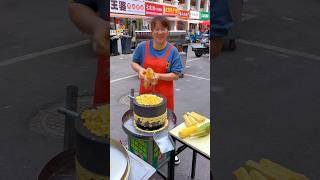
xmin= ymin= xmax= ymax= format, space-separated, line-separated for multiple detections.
xmin=200 ymin=11 xmax=210 ymax=20
xmin=145 ymin=2 xmax=163 ymax=16
xmin=110 ymin=0 xmax=145 ymax=15
xmin=189 ymin=10 xmax=200 ymax=19
xmin=178 ymin=10 xmax=189 ymax=20
xmin=163 ymin=5 xmax=178 ymax=16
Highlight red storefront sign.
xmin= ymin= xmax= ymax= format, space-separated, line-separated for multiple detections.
xmin=178 ymin=10 xmax=189 ymax=19
xmin=163 ymin=5 xmax=178 ymax=16
xmin=145 ymin=2 xmax=163 ymax=16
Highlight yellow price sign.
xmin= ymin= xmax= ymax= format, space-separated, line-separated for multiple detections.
xmin=163 ymin=5 xmax=178 ymax=16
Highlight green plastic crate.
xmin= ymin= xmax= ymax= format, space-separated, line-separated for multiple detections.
xmin=128 ymin=136 xmax=170 ymax=169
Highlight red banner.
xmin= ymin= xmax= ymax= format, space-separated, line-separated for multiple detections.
xmin=163 ymin=5 xmax=178 ymax=16
xmin=178 ymin=10 xmax=189 ymax=19
xmin=145 ymin=2 xmax=163 ymax=16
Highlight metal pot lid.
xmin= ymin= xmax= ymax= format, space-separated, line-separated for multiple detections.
xmin=110 ymin=139 xmax=130 ymax=180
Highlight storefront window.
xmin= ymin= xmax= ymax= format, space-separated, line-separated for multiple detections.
xmin=200 ymin=0 xmax=205 ymax=9
xmin=177 ymin=21 xmax=187 ymax=31
xmin=191 ymin=0 xmax=196 ymax=7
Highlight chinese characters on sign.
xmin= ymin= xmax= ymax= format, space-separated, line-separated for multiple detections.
xmin=178 ymin=10 xmax=189 ymax=20
xmin=189 ymin=10 xmax=200 ymax=19
xmin=110 ymin=0 xmax=145 ymax=15
xmin=200 ymin=12 xmax=210 ymax=20
xmin=119 ymin=1 xmax=126 ymax=11
xmin=145 ymin=2 xmax=163 ymax=16
xmin=110 ymin=0 xmax=206 ymax=21
xmin=111 ymin=0 xmax=118 ymax=10
xmin=163 ymin=5 xmax=178 ymax=16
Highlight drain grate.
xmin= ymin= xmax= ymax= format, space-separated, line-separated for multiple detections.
xmin=118 ymin=91 xmax=139 ymax=106
xmin=30 ymin=96 xmax=93 ymax=138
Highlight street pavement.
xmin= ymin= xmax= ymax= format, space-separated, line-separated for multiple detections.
xmin=0 ymin=1 xmax=95 ymax=179
xmin=213 ymin=0 xmax=320 ymax=179
xmin=110 ymin=46 xmax=210 ymax=180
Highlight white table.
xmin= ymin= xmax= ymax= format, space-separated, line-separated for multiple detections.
xmin=169 ymin=120 xmax=210 ymax=179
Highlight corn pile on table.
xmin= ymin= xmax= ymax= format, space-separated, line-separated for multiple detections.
xmin=169 ymin=119 xmax=211 ymax=179
xmin=169 ymin=119 xmax=210 ymax=158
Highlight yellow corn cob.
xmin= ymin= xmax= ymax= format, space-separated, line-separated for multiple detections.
xmin=178 ymin=125 xmax=197 ymax=139
xmin=190 ymin=112 xmax=207 ymax=121
xmin=135 ymin=94 xmax=162 ymax=105
xmin=186 ymin=114 xmax=198 ymax=125
xmin=259 ymin=159 xmax=308 ymax=180
xmin=82 ymin=105 xmax=109 ymax=137
xmin=144 ymin=80 xmax=151 ymax=88
xmin=244 ymin=160 xmax=289 ymax=180
xmin=183 ymin=114 xmax=193 ymax=127
xmin=145 ymin=68 xmax=154 ymax=81
xmin=249 ymin=170 xmax=267 ymax=180
xmin=233 ymin=167 xmax=251 ymax=180
xmin=190 ymin=121 xmax=210 ymax=137
xmin=187 ymin=112 xmax=204 ymax=123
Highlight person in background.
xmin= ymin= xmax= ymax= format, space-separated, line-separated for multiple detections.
xmin=211 ymin=0 xmax=233 ymax=58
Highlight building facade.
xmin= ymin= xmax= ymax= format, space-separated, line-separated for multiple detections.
xmin=110 ymin=0 xmax=210 ymax=35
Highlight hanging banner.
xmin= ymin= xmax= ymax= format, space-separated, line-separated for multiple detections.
xmin=110 ymin=0 xmax=145 ymax=15
xmin=200 ymin=11 xmax=210 ymax=20
xmin=189 ymin=10 xmax=200 ymax=19
xmin=145 ymin=2 xmax=163 ymax=16
xmin=163 ymin=5 xmax=178 ymax=16
xmin=178 ymin=10 xmax=189 ymax=20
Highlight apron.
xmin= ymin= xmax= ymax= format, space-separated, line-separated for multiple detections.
xmin=94 ymin=55 xmax=109 ymax=105
xmin=140 ymin=41 xmax=174 ymax=111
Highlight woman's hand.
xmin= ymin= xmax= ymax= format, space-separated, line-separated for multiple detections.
xmin=153 ymin=73 xmax=159 ymax=81
xmin=212 ymin=38 xmax=224 ymax=58
xmin=138 ymin=68 xmax=146 ymax=79
xmin=131 ymin=62 xmax=146 ymax=79
xmin=153 ymin=72 xmax=179 ymax=81
xmin=152 ymin=73 xmax=159 ymax=85
xmin=67 ymin=2 xmax=107 ymax=55
xmin=93 ymin=19 xmax=107 ymax=56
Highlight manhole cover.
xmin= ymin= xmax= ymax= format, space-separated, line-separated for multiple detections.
xmin=30 ymin=96 xmax=93 ymax=138
xmin=119 ymin=91 xmax=139 ymax=106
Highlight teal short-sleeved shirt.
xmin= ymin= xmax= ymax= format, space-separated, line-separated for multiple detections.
xmin=133 ymin=40 xmax=183 ymax=76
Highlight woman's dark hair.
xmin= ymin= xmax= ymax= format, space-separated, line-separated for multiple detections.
xmin=150 ymin=16 xmax=170 ymax=31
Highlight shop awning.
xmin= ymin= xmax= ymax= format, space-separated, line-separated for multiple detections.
xmin=110 ymin=13 xmax=150 ymax=19
xmin=167 ymin=17 xmax=188 ymax=22
xmin=200 ymin=21 xmax=210 ymax=25
xmin=110 ymin=13 xmax=188 ymax=22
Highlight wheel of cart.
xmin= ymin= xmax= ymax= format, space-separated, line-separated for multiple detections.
xmin=195 ymin=51 xmax=202 ymax=57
